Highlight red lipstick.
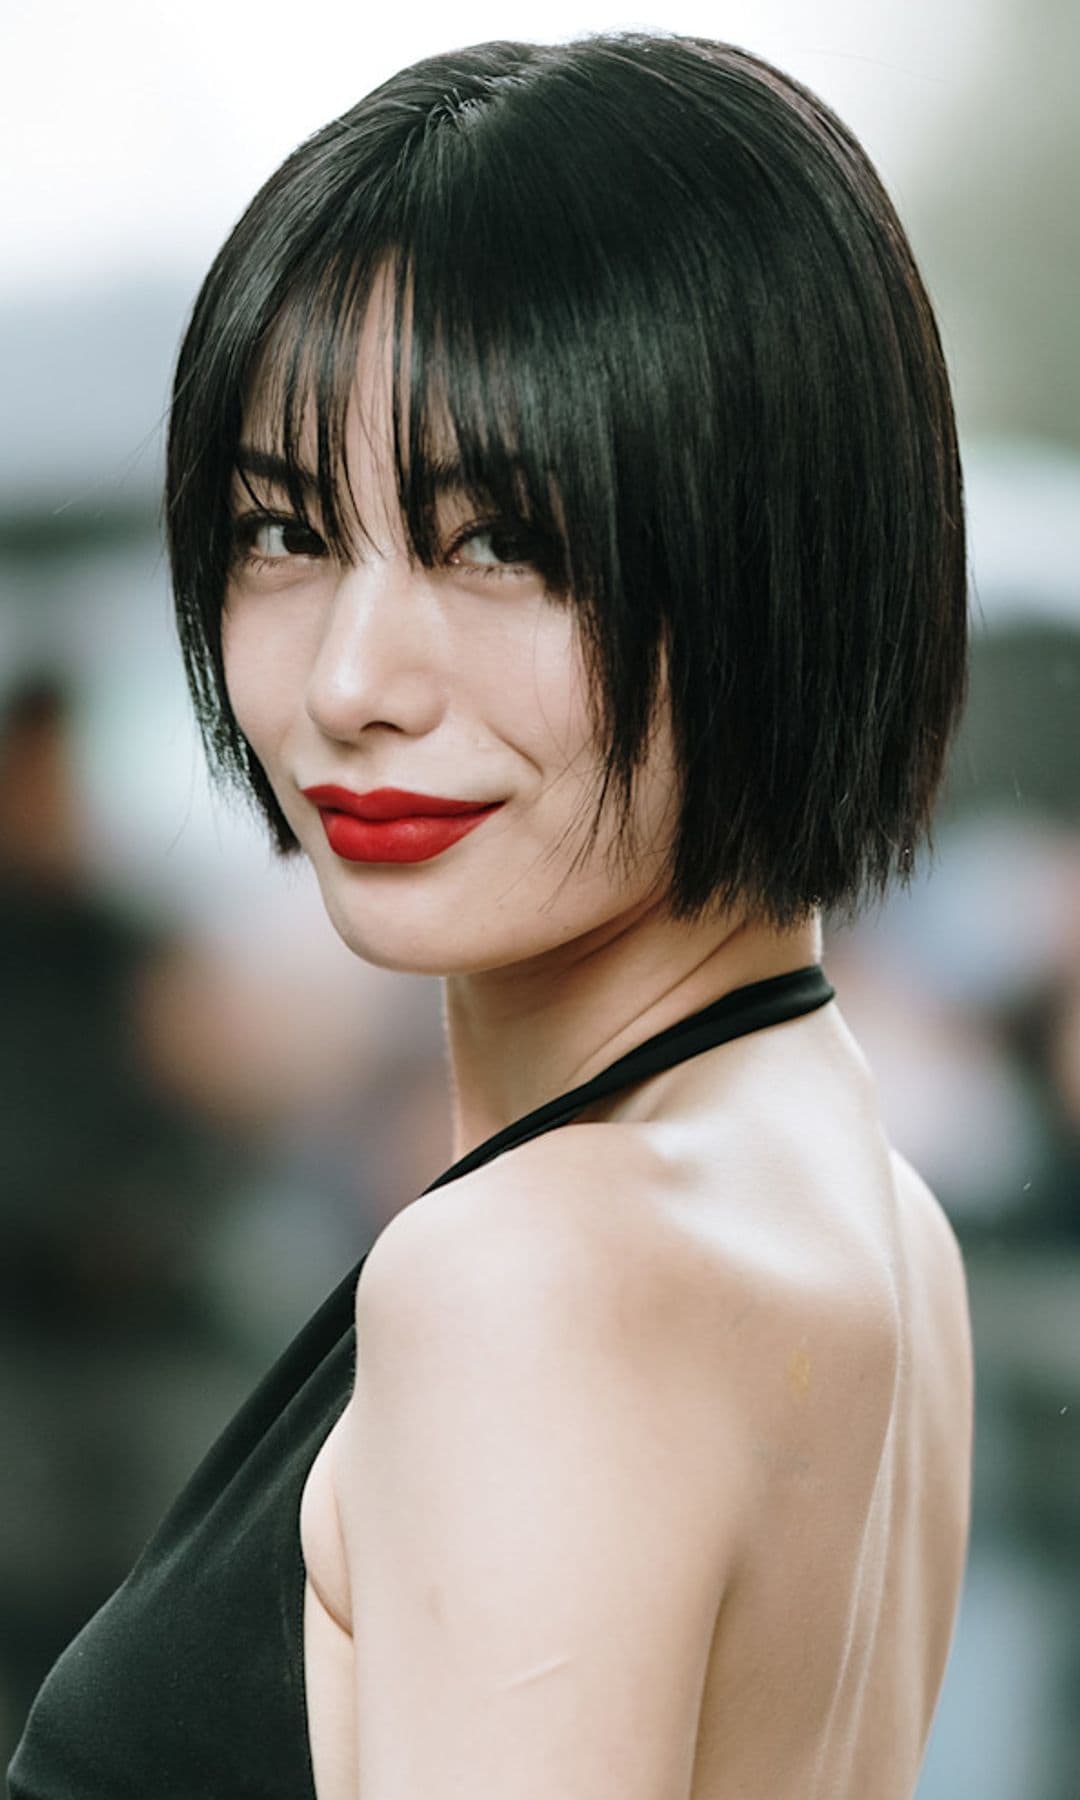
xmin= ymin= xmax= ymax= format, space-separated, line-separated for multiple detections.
xmin=300 ymin=784 xmax=504 ymax=864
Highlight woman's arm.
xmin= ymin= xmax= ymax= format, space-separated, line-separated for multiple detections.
xmin=335 ymin=1131 xmax=752 ymax=1800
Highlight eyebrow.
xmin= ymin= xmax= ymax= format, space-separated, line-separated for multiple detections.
xmin=234 ymin=444 xmax=473 ymax=498
xmin=235 ymin=446 xmax=318 ymax=494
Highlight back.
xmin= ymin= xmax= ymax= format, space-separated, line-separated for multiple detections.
xmin=628 ymin=1006 xmax=974 ymax=1799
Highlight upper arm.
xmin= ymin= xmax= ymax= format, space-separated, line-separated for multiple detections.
xmin=335 ymin=1138 xmax=751 ymax=1800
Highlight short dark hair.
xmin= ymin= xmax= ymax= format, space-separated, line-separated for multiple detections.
xmin=165 ymin=30 xmax=968 ymax=931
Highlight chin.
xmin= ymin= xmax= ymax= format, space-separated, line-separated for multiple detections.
xmin=317 ymin=877 xmax=596 ymax=979
xmin=317 ymin=889 xmax=505 ymax=976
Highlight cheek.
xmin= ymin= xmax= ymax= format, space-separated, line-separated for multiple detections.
xmin=219 ymin=605 xmax=284 ymax=772
xmin=502 ymin=609 xmax=598 ymax=772
xmin=219 ymin=606 xmax=253 ymax=731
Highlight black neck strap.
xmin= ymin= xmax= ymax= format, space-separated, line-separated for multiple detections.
xmin=423 ymin=961 xmax=835 ymax=1194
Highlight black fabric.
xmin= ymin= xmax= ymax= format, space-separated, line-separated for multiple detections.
xmin=8 ymin=962 xmax=834 ymax=1799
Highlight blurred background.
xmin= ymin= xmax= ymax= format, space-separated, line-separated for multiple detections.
xmin=2 ymin=0 xmax=1078 ymax=1789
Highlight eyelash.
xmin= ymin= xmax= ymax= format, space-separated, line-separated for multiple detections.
xmin=229 ymin=510 xmax=544 ymax=583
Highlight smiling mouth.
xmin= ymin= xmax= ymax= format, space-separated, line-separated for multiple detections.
xmin=311 ymin=800 xmax=504 ymax=865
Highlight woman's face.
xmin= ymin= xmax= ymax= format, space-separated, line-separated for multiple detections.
xmin=221 ymin=280 xmax=681 ymax=977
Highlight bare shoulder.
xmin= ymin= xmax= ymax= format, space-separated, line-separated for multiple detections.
xmin=354 ymin=1120 xmax=727 ymax=1367
xmin=335 ymin=1129 xmax=761 ymax=1800
xmin=348 ymin=1108 xmax=907 ymax=1526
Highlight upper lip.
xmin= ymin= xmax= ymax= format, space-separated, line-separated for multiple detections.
xmin=301 ymin=784 xmax=503 ymax=821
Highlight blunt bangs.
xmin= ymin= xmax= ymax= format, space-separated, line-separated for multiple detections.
xmin=166 ymin=31 xmax=968 ymax=930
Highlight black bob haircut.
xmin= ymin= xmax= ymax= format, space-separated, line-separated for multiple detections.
xmin=166 ymin=30 xmax=968 ymax=932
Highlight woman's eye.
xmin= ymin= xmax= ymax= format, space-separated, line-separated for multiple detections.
xmin=233 ymin=513 xmax=327 ymax=566
xmin=447 ymin=523 xmax=540 ymax=578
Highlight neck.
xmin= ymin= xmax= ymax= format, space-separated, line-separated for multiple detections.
xmin=441 ymin=897 xmax=823 ymax=1160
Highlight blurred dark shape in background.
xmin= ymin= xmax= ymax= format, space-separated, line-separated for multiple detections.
xmin=826 ymin=612 xmax=1080 ymax=1245
xmin=0 ymin=671 xmax=221 ymax=1332
xmin=0 ymin=669 xmax=257 ymax=1745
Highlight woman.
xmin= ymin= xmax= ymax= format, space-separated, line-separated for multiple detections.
xmin=9 ymin=30 xmax=973 ymax=1800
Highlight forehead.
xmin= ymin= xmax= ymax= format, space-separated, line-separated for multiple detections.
xmin=239 ymin=261 xmax=460 ymax=490
xmin=243 ymin=268 xmax=376 ymax=444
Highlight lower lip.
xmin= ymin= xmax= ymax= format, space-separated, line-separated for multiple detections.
xmin=316 ymin=805 xmax=504 ymax=864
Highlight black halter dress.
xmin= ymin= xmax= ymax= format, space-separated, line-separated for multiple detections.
xmin=8 ymin=961 xmax=834 ymax=1800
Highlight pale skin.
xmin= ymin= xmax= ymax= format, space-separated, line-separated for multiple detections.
xmin=222 ymin=271 xmax=975 ymax=1799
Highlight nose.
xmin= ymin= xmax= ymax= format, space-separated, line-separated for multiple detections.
xmin=303 ymin=555 xmax=445 ymax=744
